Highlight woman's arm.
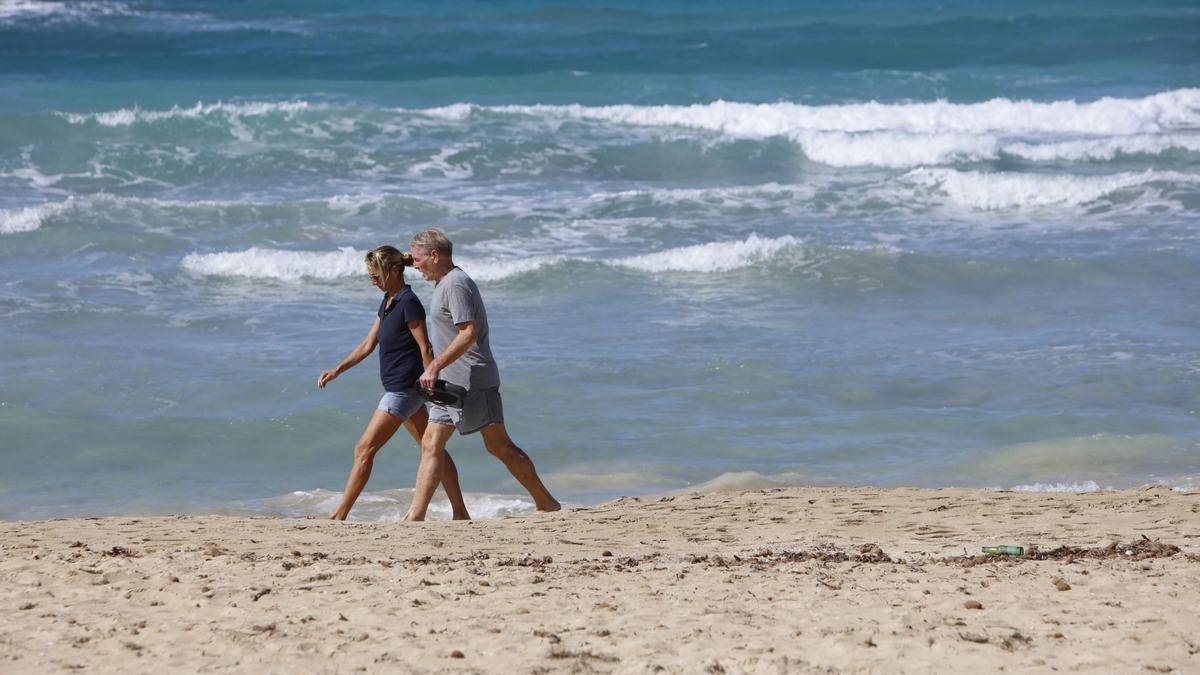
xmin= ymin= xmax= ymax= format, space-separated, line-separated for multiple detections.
xmin=318 ymin=316 xmax=381 ymax=388
xmin=408 ymin=319 xmax=434 ymax=368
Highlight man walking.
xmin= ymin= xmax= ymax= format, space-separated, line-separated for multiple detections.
xmin=404 ymin=229 xmax=560 ymax=520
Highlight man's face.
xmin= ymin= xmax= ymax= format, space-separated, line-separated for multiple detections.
xmin=410 ymin=245 xmax=433 ymax=280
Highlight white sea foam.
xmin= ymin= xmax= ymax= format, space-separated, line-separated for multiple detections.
xmin=1009 ymin=481 xmax=1106 ymax=493
xmin=404 ymin=144 xmax=477 ymax=180
xmin=590 ymin=182 xmax=814 ymax=208
xmin=796 ymin=130 xmax=1001 ymax=168
xmin=0 ymin=0 xmax=218 ymax=26
xmin=416 ymin=103 xmax=476 ymax=122
xmin=902 ymin=168 xmax=1200 ymax=210
xmin=179 ymin=233 xmax=809 ymax=283
xmin=460 ymin=254 xmax=571 ymax=282
xmin=612 ymin=233 xmax=802 ymax=273
xmin=0 ymin=0 xmax=135 ymax=21
xmin=1004 ymin=134 xmax=1200 ymax=162
xmin=245 ymin=488 xmax=535 ymax=521
xmin=324 ymin=193 xmax=390 ymax=212
xmin=0 ymin=199 xmax=74 ymax=234
xmin=402 ymin=89 xmax=1200 ymax=168
xmin=489 ymin=89 xmax=1200 ymax=136
xmin=100 ymin=191 xmax=414 ymax=213
xmin=48 ymin=90 xmax=1200 ymax=169
xmin=0 ymin=192 xmax=435 ymax=230
xmin=180 ymin=246 xmax=364 ymax=281
xmin=58 ymin=100 xmax=313 ymax=127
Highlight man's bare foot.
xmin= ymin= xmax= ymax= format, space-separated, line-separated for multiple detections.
xmin=452 ymin=511 xmax=472 ymax=521
xmin=305 ymin=513 xmax=345 ymax=520
xmin=535 ymin=499 xmax=562 ymax=513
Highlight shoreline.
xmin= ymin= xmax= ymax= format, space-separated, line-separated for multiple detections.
xmin=3 ymin=486 xmax=1198 ymax=672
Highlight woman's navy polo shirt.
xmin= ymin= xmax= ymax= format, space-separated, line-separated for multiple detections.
xmin=377 ymin=286 xmax=425 ymax=392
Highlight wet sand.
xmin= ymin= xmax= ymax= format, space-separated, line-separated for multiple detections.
xmin=2 ymin=486 xmax=1198 ymax=673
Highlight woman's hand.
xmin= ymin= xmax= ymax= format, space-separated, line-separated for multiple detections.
xmin=318 ymin=369 xmax=338 ymax=388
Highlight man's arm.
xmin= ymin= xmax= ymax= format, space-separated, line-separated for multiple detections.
xmin=419 ymin=321 xmax=475 ymax=389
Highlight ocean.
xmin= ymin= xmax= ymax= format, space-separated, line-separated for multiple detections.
xmin=2 ymin=0 xmax=1198 ymax=521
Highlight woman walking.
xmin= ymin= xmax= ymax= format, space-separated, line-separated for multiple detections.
xmin=316 ymin=245 xmax=470 ymax=520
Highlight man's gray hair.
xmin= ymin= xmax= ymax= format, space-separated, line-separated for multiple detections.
xmin=410 ymin=228 xmax=453 ymax=257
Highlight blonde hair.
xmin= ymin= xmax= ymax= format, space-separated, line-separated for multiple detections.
xmin=364 ymin=245 xmax=413 ymax=277
xmin=410 ymin=228 xmax=453 ymax=257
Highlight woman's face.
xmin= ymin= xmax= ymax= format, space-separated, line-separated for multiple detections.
xmin=367 ymin=265 xmax=387 ymax=291
xmin=369 ymin=264 xmax=404 ymax=293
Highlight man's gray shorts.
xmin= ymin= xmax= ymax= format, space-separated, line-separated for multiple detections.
xmin=428 ymin=387 xmax=504 ymax=435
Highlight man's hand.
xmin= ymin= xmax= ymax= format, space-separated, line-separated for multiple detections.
xmin=318 ymin=369 xmax=338 ymax=388
xmin=419 ymin=364 xmax=440 ymax=391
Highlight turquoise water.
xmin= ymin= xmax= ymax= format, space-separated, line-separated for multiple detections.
xmin=2 ymin=1 xmax=1199 ymax=520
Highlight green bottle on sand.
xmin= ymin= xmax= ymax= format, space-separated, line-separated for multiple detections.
xmin=982 ymin=545 xmax=1024 ymax=555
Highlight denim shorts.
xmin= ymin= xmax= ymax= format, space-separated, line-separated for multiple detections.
xmin=377 ymin=388 xmax=425 ymax=421
xmin=428 ymin=387 xmax=504 ymax=435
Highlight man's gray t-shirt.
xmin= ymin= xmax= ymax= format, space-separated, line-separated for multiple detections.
xmin=429 ymin=266 xmax=501 ymax=390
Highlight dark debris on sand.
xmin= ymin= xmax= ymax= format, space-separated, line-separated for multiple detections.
xmin=1028 ymin=537 xmax=1181 ymax=561
xmin=682 ymin=537 xmax=1190 ymax=571
xmin=689 ymin=544 xmax=894 ymax=568
xmin=102 ymin=546 xmax=140 ymax=558
xmin=950 ymin=536 xmax=1185 ymax=567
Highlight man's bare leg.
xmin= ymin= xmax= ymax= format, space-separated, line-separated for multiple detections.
xmin=406 ymin=422 xmax=456 ymax=521
xmin=479 ymin=423 xmax=561 ymax=512
xmin=324 ymin=409 xmax=403 ymax=520
xmin=401 ymin=408 xmax=470 ymax=520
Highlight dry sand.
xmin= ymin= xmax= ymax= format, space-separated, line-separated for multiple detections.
xmin=2 ymin=486 xmax=1198 ymax=673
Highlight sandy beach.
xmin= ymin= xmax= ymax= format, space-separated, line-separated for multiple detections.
xmin=2 ymin=486 xmax=1198 ymax=673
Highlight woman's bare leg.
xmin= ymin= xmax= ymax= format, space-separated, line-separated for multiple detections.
xmin=325 ymin=409 xmax=403 ymax=520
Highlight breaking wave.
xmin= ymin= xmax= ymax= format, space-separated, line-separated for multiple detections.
xmin=181 ymin=246 xmax=364 ymax=281
xmin=0 ymin=0 xmax=139 ymax=23
xmin=179 ymin=234 xmax=809 ymax=282
xmin=0 ymin=200 xmax=74 ymax=234
xmin=424 ymin=89 xmax=1200 ymax=168
xmin=41 ymin=89 xmax=1200 ymax=169
xmin=440 ymin=89 xmax=1200 ymax=136
xmin=57 ymin=100 xmax=314 ymax=127
xmin=902 ymin=168 xmax=1200 ymax=210
xmin=612 ymin=233 xmax=802 ymax=273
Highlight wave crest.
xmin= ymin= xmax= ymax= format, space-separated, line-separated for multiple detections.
xmin=50 ymin=89 xmax=1200 ymax=168
xmin=613 ymin=233 xmax=802 ymax=273
xmin=0 ymin=199 xmax=74 ymax=234
xmin=0 ymin=0 xmax=137 ymax=22
xmin=904 ymin=168 xmax=1200 ymax=210
xmin=179 ymin=234 xmax=808 ymax=283
xmin=486 ymin=89 xmax=1200 ymax=136
xmin=58 ymin=100 xmax=313 ymax=127
xmin=180 ymin=246 xmax=364 ymax=281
